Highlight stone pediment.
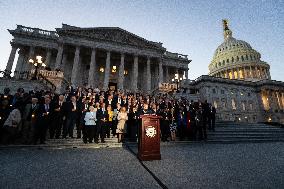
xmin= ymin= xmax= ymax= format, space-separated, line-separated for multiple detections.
xmin=57 ymin=24 xmax=164 ymax=50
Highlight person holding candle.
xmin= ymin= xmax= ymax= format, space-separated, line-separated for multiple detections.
xmin=83 ymin=105 xmax=97 ymax=143
xmin=63 ymin=95 xmax=78 ymax=139
xmin=33 ymin=95 xmax=51 ymax=144
xmin=22 ymin=97 xmax=39 ymax=144
xmin=95 ymin=102 xmax=108 ymax=143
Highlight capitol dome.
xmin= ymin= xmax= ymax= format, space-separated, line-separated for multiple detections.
xmin=208 ymin=20 xmax=271 ymax=81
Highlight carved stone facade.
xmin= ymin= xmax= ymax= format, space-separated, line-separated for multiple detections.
xmin=5 ymin=24 xmax=191 ymax=93
xmin=209 ymin=20 xmax=271 ymax=81
xmin=180 ymin=76 xmax=284 ymax=124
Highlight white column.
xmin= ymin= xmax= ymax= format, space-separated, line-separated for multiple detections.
xmin=55 ymin=44 xmax=63 ymax=70
xmin=165 ymin=66 xmax=169 ymax=82
xmin=224 ymin=70 xmax=228 ymax=78
xmin=61 ymin=53 xmax=67 ymax=71
xmin=25 ymin=46 xmax=35 ymax=71
xmin=236 ymin=67 xmax=240 ymax=79
xmin=14 ymin=49 xmax=25 ymax=78
xmin=45 ymin=49 xmax=52 ymax=67
xmin=71 ymin=46 xmax=80 ymax=87
xmin=255 ymin=66 xmax=258 ymax=79
xmin=264 ymin=68 xmax=268 ymax=79
xmin=185 ymin=69 xmax=189 ymax=80
xmin=158 ymin=59 xmax=163 ymax=84
xmin=267 ymin=68 xmax=271 ymax=79
xmin=103 ymin=51 xmax=111 ymax=91
xmin=88 ymin=48 xmax=96 ymax=87
xmin=5 ymin=43 xmax=18 ymax=75
xmin=232 ymin=69 xmax=235 ymax=79
xmin=146 ymin=57 xmax=151 ymax=92
xmin=118 ymin=53 xmax=125 ymax=91
xmin=243 ymin=67 xmax=247 ymax=79
xmin=132 ymin=55 xmax=138 ymax=92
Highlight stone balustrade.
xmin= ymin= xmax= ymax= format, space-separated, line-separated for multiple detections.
xmin=16 ymin=25 xmax=59 ymax=38
xmin=30 ymin=69 xmax=64 ymax=78
xmin=164 ymin=51 xmax=188 ymax=59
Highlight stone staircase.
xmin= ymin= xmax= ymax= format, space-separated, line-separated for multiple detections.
xmin=207 ymin=121 xmax=284 ymax=143
xmin=45 ymin=137 xmax=122 ymax=148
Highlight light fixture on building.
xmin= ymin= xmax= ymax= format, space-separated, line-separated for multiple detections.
xmin=268 ymin=117 xmax=272 ymax=122
xmin=238 ymin=117 xmax=241 ymax=121
xmin=112 ymin=66 xmax=117 ymax=73
xmin=99 ymin=67 xmax=104 ymax=73
xmin=124 ymin=70 xmax=128 ymax=75
xmin=240 ymin=92 xmax=243 ymax=96
xmin=29 ymin=55 xmax=46 ymax=80
xmin=244 ymin=116 xmax=248 ymax=119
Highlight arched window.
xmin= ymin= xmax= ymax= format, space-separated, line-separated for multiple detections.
xmin=227 ymin=59 xmax=229 ymax=63
xmin=223 ymin=60 xmax=225 ymax=65
xmin=246 ymin=55 xmax=248 ymax=60
xmin=241 ymin=56 xmax=244 ymax=61
xmin=250 ymin=55 xmax=252 ymax=60
xmin=232 ymin=57 xmax=234 ymax=62
xmin=237 ymin=56 xmax=239 ymax=61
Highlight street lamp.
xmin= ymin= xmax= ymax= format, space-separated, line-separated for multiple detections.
xmin=29 ymin=55 xmax=46 ymax=80
xmin=172 ymin=73 xmax=183 ymax=93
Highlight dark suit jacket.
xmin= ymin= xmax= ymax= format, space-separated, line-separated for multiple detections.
xmin=96 ymin=109 xmax=109 ymax=124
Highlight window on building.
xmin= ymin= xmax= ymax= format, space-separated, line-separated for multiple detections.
xmin=232 ymin=57 xmax=234 ymax=63
xmin=248 ymin=93 xmax=251 ymax=97
xmin=237 ymin=56 xmax=239 ymax=61
xmin=232 ymin=99 xmax=236 ymax=110
xmin=241 ymin=56 xmax=244 ymax=61
xmin=250 ymin=103 xmax=253 ymax=110
xmin=213 ymin=101 xmax=218 ymax=109
xmin=212 ymin=89 xmax=216 ymax=94
xmin=246 ymin=55 xmax=248 ymax=60
xmin=242 ymin=102 xmax=246 ymax=111
xmin=221 ymin=90 xmax=225 ymax=94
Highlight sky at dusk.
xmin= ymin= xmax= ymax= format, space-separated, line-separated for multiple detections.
xmin=0 ymin=0 xmax=283 ymax=81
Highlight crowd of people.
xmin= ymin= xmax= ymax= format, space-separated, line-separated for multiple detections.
xmin=0 ymin=86 xmax=216 ymax=145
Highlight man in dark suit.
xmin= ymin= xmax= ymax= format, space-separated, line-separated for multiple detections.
xmin=76 ymin=97 xmax=88 ymax=138
xmin=105 ymin=95 xmax=116 ymax=110
xmin=95 ymin=102 xmax=108 ymax=143
xmin=63 ymin=96 xmax=78 ymax=138
xmin=22 ymin=97 xmax=39 ymax=144
xmin=33 ymin=95 xmax=52 ymax=144
xmin=50 ymin=95 xmax=65 ymax=139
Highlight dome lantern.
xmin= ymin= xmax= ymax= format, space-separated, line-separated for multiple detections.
xmin=223 ymin=19 xmax=232 ymax=40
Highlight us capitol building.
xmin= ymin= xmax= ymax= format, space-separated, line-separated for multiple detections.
xmin=181 ymin=20 xmax=284 ymax=124
xmin=1 ymin=20 xmax=284 ymax=124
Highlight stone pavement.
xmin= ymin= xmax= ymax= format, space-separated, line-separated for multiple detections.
xmin=0 ymin=142 xmax=283 ymax=189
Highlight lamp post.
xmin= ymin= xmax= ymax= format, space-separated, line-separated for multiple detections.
xmin=172 ymin=73 xmax=185 ymax=93
xmin=29 ymin=55 xmax=46 ymax=80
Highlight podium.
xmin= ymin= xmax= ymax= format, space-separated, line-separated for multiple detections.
xmin=138 ymin=115 xmax=161 ymax=161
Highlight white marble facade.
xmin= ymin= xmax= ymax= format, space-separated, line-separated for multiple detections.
xmin=5 ymin=24 xmax=191 ymax=93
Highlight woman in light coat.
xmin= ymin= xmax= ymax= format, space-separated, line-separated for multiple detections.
xmin=2 ymin=101 xmax=22 ymax=144
xmin=116 ymin=106 xmax=128 ymax=143
xmin=83 ymin=105 xmax=97 ymax=143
